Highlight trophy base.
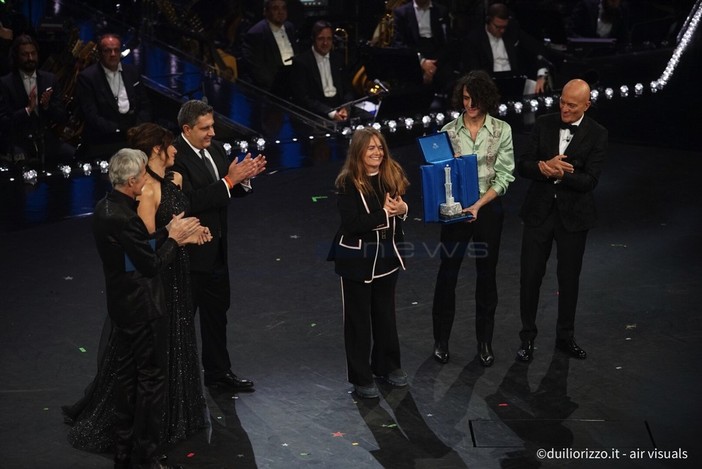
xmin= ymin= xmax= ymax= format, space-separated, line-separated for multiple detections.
xmin=439 ymin=202 xmax=463 ymax=220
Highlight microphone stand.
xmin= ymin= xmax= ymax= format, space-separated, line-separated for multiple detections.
xmin=334 ymin=90 xmax=389 ymax=123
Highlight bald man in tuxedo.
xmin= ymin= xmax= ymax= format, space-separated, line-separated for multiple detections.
xmin=515 ymin=79 xmax=607 ymax=362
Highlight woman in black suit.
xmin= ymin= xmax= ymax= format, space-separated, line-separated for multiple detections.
xmin=328 ymin=127 xmax=410 ymax=399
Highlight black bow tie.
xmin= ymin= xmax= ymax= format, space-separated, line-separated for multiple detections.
xmin=560 ymin=123 xmax=578 ymax=133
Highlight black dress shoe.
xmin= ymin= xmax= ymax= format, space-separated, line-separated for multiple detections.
xmin=478 ymin=342 xmax=494 ymax=367
xmin=205 ymin=371 xmax=255 ymax=391
xmin=143 ymin=454 xmax=183 ymax=469
xmin=516 ymin=340 xmax=534 ymax=362
xmin=555 ymin=338 xmax=587 ymax=359
xmin=433 ymin=342 xmax=449 ymax=364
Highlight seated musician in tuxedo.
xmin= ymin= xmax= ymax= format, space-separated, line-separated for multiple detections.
xmin=290 ymin=20 xmax=354 ymax=122
xmin=241 ymin=0 xmax=299 ymax=96
xmin=567 ymin=0 xmax=631 ymax=43
xmin=0 ymin=34 xmax=73 ymax=167
xmin=461 ymin=2 xmax=551 ymax=98
xmin=391 ymin=0 xmax=456 ymax=98
xmin=75 ymin=33 xmax=152 ymax=160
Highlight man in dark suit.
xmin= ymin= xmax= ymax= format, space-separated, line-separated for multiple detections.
xmin=462 ymin=2 xmax=550 ymax=98
xmin=392 ymin=0 xmax=454 ymax=93
xmin=0 ymin=34 xmax=73 ymax=167
xmin=515 ymin=78 xmax=608 ymax=362
xmin=171 ymin=100 xmax=267 ymax=392
xmin=567 ymin=0 xmax=631 ymax=43
xmin=241 ymin=0 xmax=298 ymax=96
xmin=75 ymin=33 xmax=152 ymax=160
xmin=93 ymin=148 xmax=200 ymax=469
xmin=290 ymin=20 xmax=353 ymax=121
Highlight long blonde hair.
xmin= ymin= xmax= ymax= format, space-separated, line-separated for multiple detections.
xmin=335 ymin=127 xmax=409 ymax=197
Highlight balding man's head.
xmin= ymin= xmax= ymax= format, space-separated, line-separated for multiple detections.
xmin=560 ymin=79 xmax=591 ymax=123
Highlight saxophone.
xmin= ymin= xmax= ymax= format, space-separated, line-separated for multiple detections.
xmin=370 ymin=0 xmax=406 ymax=47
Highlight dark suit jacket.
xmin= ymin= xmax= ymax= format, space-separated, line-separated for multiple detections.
xmin=76 ymin=62 xmax=152 ymax=144
xmin=241 ymin=19 xmax=298 ymax=90
xmin=0 ymin=69 xmax=67 ymax=148
xmin=328 ymin=177 xmax=406 ymax=282
xmin=518 ymin=112 xmax=608 ymax=232
xmin=392 ymin=1 xmax=451 ymax=61
xmin=92 ymin=190 xmax=177 ymax=327
xmin=290 ymin=48 xmax=351 ymax=118
xmin=462 ymin=23 xmax=549 ymax=81
xmin=171 ymin=135 xmax=249 ymax=273
xmin=567 ymin=0 xmax=631 ymax=42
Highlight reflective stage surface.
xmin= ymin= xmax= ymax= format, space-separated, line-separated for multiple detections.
xmin=1 ymin=1 xmax=701 ymax=468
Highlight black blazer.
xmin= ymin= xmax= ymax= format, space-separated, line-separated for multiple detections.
xmin=76 ymin=62 xmax=152 ymax=144
xmin=392 ymin=1 xmax=451 ymax=61
xmin=461 ymin=24 xmax=548 ymax=81
xmin=0 ymin=69 xmax=67 ymax=144
xmin=171 ymin=135 xmax=249 ymax=273
xmin=290 ymin=48 xmax=351 ymax=118
xmin=518 ymin=112 xmax=608 ymax=232
xmin=567 ymin=0 xmax=631 ymax=42
xmin=328 ymin=178 xmax=406 ymax=282
xmin=241 ymin=19 xmax=298 ymax=90
xmin=92 ymin=190 xmax=177 ymax=327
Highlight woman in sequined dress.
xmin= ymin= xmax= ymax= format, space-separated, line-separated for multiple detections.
xmin=63 ymin=123 xmax=210 ymax=452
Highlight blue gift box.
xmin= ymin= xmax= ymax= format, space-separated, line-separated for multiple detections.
xmin=418 ymin=132 xmax=479 ymax=223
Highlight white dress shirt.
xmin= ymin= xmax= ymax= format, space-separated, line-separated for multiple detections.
xmin=101 ymin=63 xmax=130 ymax=114
xmin=270 ymin=22 xmax=294 ymax=66
xmin=20 ymin=71 xmax=37 ymax=113
xmin=558 ymin=116 xmax=584 ymax=154
xmin=414 ymin=1 xmax=433 ymax=38
xmin=486 ymin=29 xmax=511 ymax=72
xmin=312 ymin=47 xmax=337 ymax=98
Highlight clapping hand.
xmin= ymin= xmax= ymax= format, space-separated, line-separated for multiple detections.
xmin=538 ymin=154 xmax=574 ymax=179
xmin=166 ymin=212 xmax=202 ymax=246
xmin=227 ymin=153 xmax=267 ymax=185
xmin=384 ymin=193 xmax=408 ymax=217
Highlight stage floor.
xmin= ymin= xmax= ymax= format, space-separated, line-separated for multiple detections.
xmin=1 ymin=130 xmax=701 ymax=468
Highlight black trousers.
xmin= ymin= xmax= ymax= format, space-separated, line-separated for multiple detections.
xmin=432 ymin=199 xmax=504 ymax=346
xmin=519 ymin=206 xmax=588 ymax=342
xmin=112 ymin=315 xmax=168 ymax=465
xmin=191 ymin=264 xmax=232 ymax=380
xmin=341 ymin=271 xmax=401 ymax=386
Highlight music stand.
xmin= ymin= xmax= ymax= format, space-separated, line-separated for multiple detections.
xmin=361 ymin=46 xmax=423 ymax=88
xmin=567 ymin=37 xmax=618 ymax=57
xmin=491 ymin=73 xmax=527 ymax=100
xmin=360 ymin=46 xmax=431 ymax=119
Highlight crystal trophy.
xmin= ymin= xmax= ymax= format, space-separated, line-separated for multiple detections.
xmin=439 ymin=164 xmax=463 ymax=219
